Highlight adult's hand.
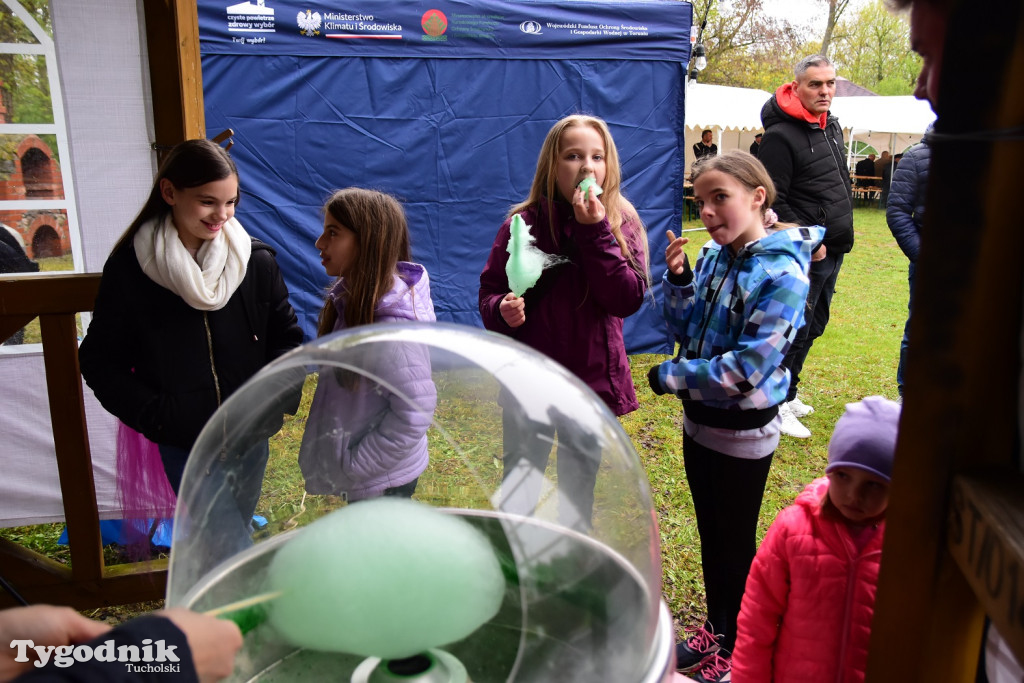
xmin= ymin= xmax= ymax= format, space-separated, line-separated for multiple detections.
xmin=160 ymin=608 xmax=242 ymax=683
xmin=499 ymin=293 xmax=526 ymax=328
xmin=812 ymin=243 xmax=827 ymax=262
xmin=0 ymin=605 xmax=110 ymax=682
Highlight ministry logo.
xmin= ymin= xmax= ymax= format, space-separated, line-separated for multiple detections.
xmin=519 ymin=21 xmax=542 ymax=35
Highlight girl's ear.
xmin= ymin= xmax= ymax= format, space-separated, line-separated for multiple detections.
xmin=159 ymin=178 xmax=176 ymax=206
xmin=752 ymin=185 xmax=767 ymax=209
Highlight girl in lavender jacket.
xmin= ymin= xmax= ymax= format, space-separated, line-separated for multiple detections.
xmin=478 ymin=114 xmax=650 ymax=530
xmin=298 ymin=188 xmax=436 ymax=502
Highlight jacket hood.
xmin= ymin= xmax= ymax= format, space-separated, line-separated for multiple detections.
xmin=737 ymin=225 xmax=825 ymax=271
xmin=795 ymin=476 xmax=831 ymax=511
xmin=330 ymin=261 xmax=436 ymax=323
xmin=761 ymin=93 xmax=838 ymax=132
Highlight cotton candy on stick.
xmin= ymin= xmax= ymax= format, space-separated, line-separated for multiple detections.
xmin=264 ymin=498 xmax=505 ymax=660
xmin=505 ymin=213 xmax=549 ymax=297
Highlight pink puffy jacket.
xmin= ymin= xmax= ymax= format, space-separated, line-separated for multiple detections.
xmin=731 ymin=478 xmax=884 ymax=683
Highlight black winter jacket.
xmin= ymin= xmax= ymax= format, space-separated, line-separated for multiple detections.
xmin=79 ymin=238 xmax=303 ymax=450
xmin=758 ymin=96 xmax=855 ymax=254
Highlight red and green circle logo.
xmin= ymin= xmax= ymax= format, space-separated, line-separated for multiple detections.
xmin=421 ymin=9 xmax=448 ymax=37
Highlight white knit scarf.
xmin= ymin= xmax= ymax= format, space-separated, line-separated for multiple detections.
xmin=134 ymin=213 xmax=251 ymax=311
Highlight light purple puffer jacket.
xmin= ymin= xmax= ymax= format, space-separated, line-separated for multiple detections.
xmin=298 ymin=262 xmax=437 ymax=501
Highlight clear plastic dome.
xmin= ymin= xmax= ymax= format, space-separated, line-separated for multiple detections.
xmin=166 ymin=322 xmax=673 ymax=682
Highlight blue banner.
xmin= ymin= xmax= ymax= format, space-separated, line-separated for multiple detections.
xmin=199 ymin=1 xmax=692 ymax=354
xmin=200 ymin=0 xmax=692 ymax=61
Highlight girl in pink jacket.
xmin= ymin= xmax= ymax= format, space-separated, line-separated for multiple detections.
xmin=731 ymin=396 xmax=901 ymax=683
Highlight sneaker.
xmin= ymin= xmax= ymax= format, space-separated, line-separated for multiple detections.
xmin=788 ymin=396 xmax=815 ymax=418
xmin=675 ymin=623 xmax=723 ymax=672
xmin=779 ymin=402 xmax=811 ymax=439
xmin=690 ymin=650 xmax=732 ymax=682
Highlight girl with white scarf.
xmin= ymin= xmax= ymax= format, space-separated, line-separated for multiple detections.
xmin=79 ymin=139 xmax=302 ymax=535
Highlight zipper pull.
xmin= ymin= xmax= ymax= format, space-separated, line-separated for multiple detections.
xmin=253 ymin=334 xmax=259 ymax=342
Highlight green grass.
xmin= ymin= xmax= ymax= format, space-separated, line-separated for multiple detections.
xmin=0 ymin=207 xmax=908 ymax=629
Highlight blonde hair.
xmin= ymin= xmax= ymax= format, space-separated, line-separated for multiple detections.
xmin=511 ymin=114 xmax=649 ymax=280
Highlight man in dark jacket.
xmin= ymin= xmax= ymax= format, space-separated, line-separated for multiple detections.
xmin=749 ymin=133 xmax=762 ymax=157
xmin=886 ymin=132 xmax=930 ymax=399
xmin=854 ymin=154 xmax=876 ymax=185
xmin=758 ymin=54 xmax=854 ymax=438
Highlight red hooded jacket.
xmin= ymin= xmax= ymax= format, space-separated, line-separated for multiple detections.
xmin=731 ymin=478 xmax=885 ymax=683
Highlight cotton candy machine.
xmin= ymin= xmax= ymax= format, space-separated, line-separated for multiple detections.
xmin=166 ymin=322 xmax=674 ymax=682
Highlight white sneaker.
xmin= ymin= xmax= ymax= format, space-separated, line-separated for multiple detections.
xmin=779 ymin=402 xmax=811 ymax=438
xmin=788 ymin=397 xmax=815 ymax=418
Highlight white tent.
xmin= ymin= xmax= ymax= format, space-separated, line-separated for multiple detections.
xmin=682 ymin=84 xmax=936 ymax=173
xmin=829 ymin=95 xmax=936 ymax=163
xmin=684 ymin=82 xmax=771 ymax=173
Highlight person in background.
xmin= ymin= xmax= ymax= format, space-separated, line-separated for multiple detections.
xmin=880 ymin=153 xmax=902 ymax=206
xmin=748 ymin=133 xmax=762 ymax=158
xmin=758 ymin=54 xmax=854 ymax=439
xmin=0 ymin=604 xmax=241 ymax=682
xmin=854 ymin=153 xmax=876 ymax=185
xmin=731 ymin=396 xmax=901 ymax=683
xmin=648 ymin=150 xmax=821 ymax=682
xmin=874 ymin=150 xmax=892 ymax=179
xmin=886 ymin=134 xmax=929 ymax=401
xmin=693 ymin=129 xmax=718 ymax=163
xmin=0 ymin=225 xmax=40 ymax=345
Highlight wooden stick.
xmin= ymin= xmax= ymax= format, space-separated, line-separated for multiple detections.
xmin=203 ymin=591 xmax=283 ymax=618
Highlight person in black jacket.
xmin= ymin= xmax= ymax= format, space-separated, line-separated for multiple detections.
xmin=0 ymin=226 xmax=40 ymax=345
xmin=748 ymin=133 xmax=762 ymax=157
xmin=758 ymin=54 xmax=854 ymax=438
xmin=1 ymin=604 xmax=241 ymax=682
xmin=693 ymin=129 xmax=718 ymax=165
xmin=78 ymin=139 xmax=303 ymax=547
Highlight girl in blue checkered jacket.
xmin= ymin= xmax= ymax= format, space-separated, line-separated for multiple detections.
xmin=647 ymin=150 xmax=823 ymax=682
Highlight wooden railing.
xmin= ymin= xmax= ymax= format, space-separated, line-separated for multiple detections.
xmin=0 ymin=273 xmax=166 ymax=608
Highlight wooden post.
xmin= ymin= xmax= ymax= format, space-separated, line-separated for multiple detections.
xmin=142 ymin=0 xmax=204 ymax=161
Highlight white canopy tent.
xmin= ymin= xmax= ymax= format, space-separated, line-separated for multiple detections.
xmin=829 ymin=95 xmax=937 ymax=166
xmin=682 ymin=84 xmax=936 ymax=174
xmin=684 ymin=82 xmax=771 ymax=173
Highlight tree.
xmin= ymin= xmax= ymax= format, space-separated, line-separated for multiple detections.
xmin=0 ymin=1 xmax=52 ymax=124
xmin=692 ymin=0 xmax=807 ymax=91
xmin=831 ymin=1 xmax=921 ymax=95
xmin=818 ymin=0 xmax=853 ymax=58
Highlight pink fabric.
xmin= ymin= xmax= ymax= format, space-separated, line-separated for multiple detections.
xmin=115 ymin=421 xmax=176 ymax=557
xmin=731 ymin=478 xmax=884 ymax=683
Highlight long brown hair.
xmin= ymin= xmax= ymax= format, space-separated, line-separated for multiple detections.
xmin=316 ymin=188 xmax=412 ymax=337
xmin=112 ymin=139 xmax=238 ymax=254
xmin=510 ymin=115 xmax=649 ymax=280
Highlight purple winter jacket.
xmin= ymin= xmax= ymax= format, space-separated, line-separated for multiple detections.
xmin=479 ymin=198 xmax=648 ymax=416
xmin=298 ymin=262 xmax=437 ymax=500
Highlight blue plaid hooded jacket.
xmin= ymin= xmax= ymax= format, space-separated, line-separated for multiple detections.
xmin=653 ymin=226 xmax=824 ymax=411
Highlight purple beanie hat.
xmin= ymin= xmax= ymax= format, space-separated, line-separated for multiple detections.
xmin=826 ymin=396 xmax=902 ymax=482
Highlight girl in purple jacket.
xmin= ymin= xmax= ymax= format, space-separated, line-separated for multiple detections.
xmin=478 ymin=114 xmax=650 ymax=531
xmin=298 ymin=188 xmax=437 ymax=502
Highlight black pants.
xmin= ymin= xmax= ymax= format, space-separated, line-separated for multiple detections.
xmin=683 ymin=432 xmax=773 ymax=651
xmin=500 ymin=403 xmax=601 ymax=533
xmin=783 ymin=251 xmax=844 ymax=402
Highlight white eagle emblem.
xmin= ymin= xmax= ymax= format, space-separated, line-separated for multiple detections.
xmin=297 ymin=9 xmax=321 ymax=36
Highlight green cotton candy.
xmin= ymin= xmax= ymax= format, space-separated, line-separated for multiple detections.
xmin=577 ymin=176 xmax=603 ymax=198
xmin=264 ymin=498 xmax=505 ymax=659
xmin=505 ymin=213 xmax=546 ymax=297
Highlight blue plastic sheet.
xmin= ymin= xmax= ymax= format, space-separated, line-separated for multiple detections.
xmin=198 ymin=0 xmax=692 ymax=353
